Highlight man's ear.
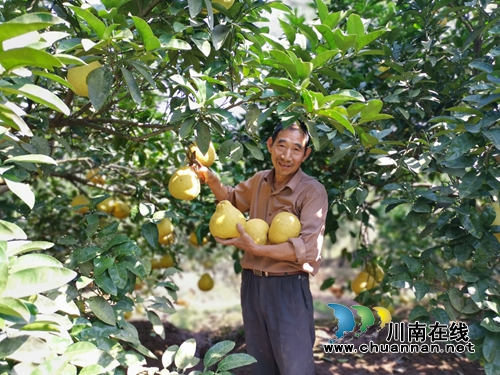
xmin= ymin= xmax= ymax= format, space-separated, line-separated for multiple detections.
xmin=302 ymin=147 xmax=312 ymax=161
xmin=266 ymin=137 xmax=273 ymax=153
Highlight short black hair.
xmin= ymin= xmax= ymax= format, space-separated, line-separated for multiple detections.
xmin=271 ymin=121 xmax=311 ymax=150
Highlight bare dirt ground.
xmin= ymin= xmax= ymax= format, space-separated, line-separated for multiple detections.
xmin=132 ymin=318 xmax=479 ymax=375
xmin=131 ymin=258 xmax=481 ymax=374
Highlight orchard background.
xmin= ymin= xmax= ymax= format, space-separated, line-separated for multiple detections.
xmin=1 ymin=0 xmax=500 ymax=374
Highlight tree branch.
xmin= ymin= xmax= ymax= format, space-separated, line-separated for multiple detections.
xmin=49 ymin=118 xmax=174 ymax=141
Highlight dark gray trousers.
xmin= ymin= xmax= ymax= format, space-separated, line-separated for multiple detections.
xmin=241 ymin=269 xmax=316 ymax=375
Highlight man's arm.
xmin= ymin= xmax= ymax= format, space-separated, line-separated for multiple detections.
xmin=216 ymin=223 xmax=298 ymax=262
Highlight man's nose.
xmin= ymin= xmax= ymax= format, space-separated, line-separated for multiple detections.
xmin=281 ymin=149 xmax=291 ymax=160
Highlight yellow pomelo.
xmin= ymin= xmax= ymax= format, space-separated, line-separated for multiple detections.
xmin=351 ymin=271 xmax=378 ymax=296
xmin=189 ymin=141 xmax=216 ymax=167
xmin=209 ymin=200 xmax=246 ymax=238
xmin=168 ymin=166 xmax=200 ymax=200
xmin=190 ymin=232 xmax=208 ymax=246
xmin=365 ymin=261 xmax=385 ymax=283
xmin=212 ymin=0 xmax=234 ymax=11
xmin=244 ymin=218 xmax=269 ymax=245
xmin=113 ymin=200 xmax=130 ymax=219
xmin=492 ymin=201 xmax=500 ymax=225
xmin=268 ymin=212 xmax=301 ymax=244
xmin=159 ymin=233 xmax=175 ymax=245
xmin=157 ymin=218 xmax=174 ymax=237
xmin=198 ymin=273 xmax=214 ymax=291
xmin=97 ymin=197 xmax=115 ymax=214
xmin=71 ymin=194 xmax=90 ymax=214
xmin=86 ymin=168 xmax=105 ymax=185
xmin=159 ymin=254 xmax=174 ymax=268
xmin=67 ymin=60 xmax=102 ymax=97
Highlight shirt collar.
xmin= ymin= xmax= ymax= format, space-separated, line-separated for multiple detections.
xmin=264 ymin=168 xmax=303 ymax=192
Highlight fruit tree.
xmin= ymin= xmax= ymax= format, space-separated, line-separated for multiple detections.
xmin=0 ymin=0 xmax=499 ymax=373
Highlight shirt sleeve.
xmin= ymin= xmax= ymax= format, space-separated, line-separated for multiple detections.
xmin=225 ymin=173 xmax=261 ymax=214
xmin=289 ymin=183 xmax=329 ymax=267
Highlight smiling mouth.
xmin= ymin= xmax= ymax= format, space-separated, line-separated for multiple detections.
xmin=278 ymin=162 xmax=292 ymax=168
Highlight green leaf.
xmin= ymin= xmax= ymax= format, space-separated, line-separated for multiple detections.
xmin=320 ymin=277 xmax=336 ymax=291
xmin=30 ymin=356 xmax=69 ymax=375
xmin=0 ymin=13 xmax=65 ymax=47
xmin=459 ymin=211 xmax=483 ymax=238
xmin=0 ymin=48 xmax=64 ymax=71
xmin=213 ymin=25 xmax=231 ymax=51
xmin=107 ymin=263 xmax=127 ymax=289
xmin=314 ymin=24 xmax=338 ymax=50
xmin=121 ymin=67 xmax=142 ymax=105
xmin=0 ymin=220 xmax=26 ymax=241
xmin=360 ymin=132 xmax=379 ymax=148
xmin=0 ymin=103 xmax=32 ymax=136
xmin=9 ymin=254 xmax=62 ymax=273
xmin=243 ymin=142 xmax=264 ymax=161
xmin=356 ymin=30 xmax=388 ymax=50
xmin=131 ymin=16 xmax=161 ymax=51
xmin=204 ymin=340 xmax=235 ymax=368
xmin=408 ymin=305 xmax=429 ymax=322
xmin=430 ymin=308 xmax=450 ymax=324
xmin=315 ymin=0 xmax=329 ymax=23
xmin=0 ymin=83 xmax=70 ymax=115
xmin=0 ymin=335 xmax=51 ymax=363
xmin=67 ymin=5 xmax=106 ymax=38
xmin=217 ymin=353 xmax=257 ymax=371
xmin=219 ymin=140 xmax=244 ymax=163
xmin=79 ymin=364 xmax=105 ymax=375
xmin=483 ymin=129 xmax=500 ymax=151
xmin=87 ymin=296 xmax=116 ymax=326
xmin=413 ymin=281 xmax=429 ymax=302
xmin=0 ymin=297 xmax=32 ymax=323
xmin=88 ymin=66 xmax=113 ymax=111
xmin=296 ymin=23 xmax=318 ymax=51
xmin=297 ymin=61 xmax=313 ymax=81
xmin=347 ymin=14 xmax=364 ymax=36
xmin=481 ymin=317 xmax=500 ymax=333
xmin=146 ymin=310 xmax=165 ymax=339
xmin=159 ymin=34 xmax=192 ymax=50
xmin=448 ymin=288 xmax=465 ymax=312
xmin=445 ymin=132 xmax=478 ymax=161
xmin=0 ymin=245 xmax=6 ymax=296
xmin=401 ymin=254 xmax=422 ymax=274
xmin=332 ymin=29 xmax=357 ymax=52
xmin=279 ymin=19 xmax=296 ymax=45
xmin=311 ymin=50 xmax=340 ymax=69
xmin=94 ymin=256 xmax=115 ymax=275
xmin=141 ymin=222 xmax=158 ymax=248
xmin=317 ymin=109 xmax=354 ymax=134
xmin=269 ymin=50 xmax=297 ymax=79
xmin=188 ymin=0 xmax=203 ymax=17
xmin=3 ymin=178 xmax=35 ymax=209
xmin=94 ymin=273 xmax=117 ymax=296
xmin=5 ymin=154 xmax=57 ymax=165
xmin=2 ymin=266 xmax=77 ymax=298
xmin=175 ymin=338 xmax=199 ymax=369
xmin=458 ymin=170 xmax=484 ymax=199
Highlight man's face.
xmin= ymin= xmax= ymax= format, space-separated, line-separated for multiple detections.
xmin=267 ymin=125 xmax=311 ymax=182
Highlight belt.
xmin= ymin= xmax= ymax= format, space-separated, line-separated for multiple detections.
xmin=250 ymin=269 xmax=306 ymax=277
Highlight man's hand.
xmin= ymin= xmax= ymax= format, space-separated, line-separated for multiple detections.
xmin=215 ymin=223 xmax=257 ymax=253
xmin=190 ymin=163 xmax=210 ymax=184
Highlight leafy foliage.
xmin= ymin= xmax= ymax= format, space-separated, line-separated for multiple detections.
xmin=1 ymin=0 xmax=500 ymax=373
